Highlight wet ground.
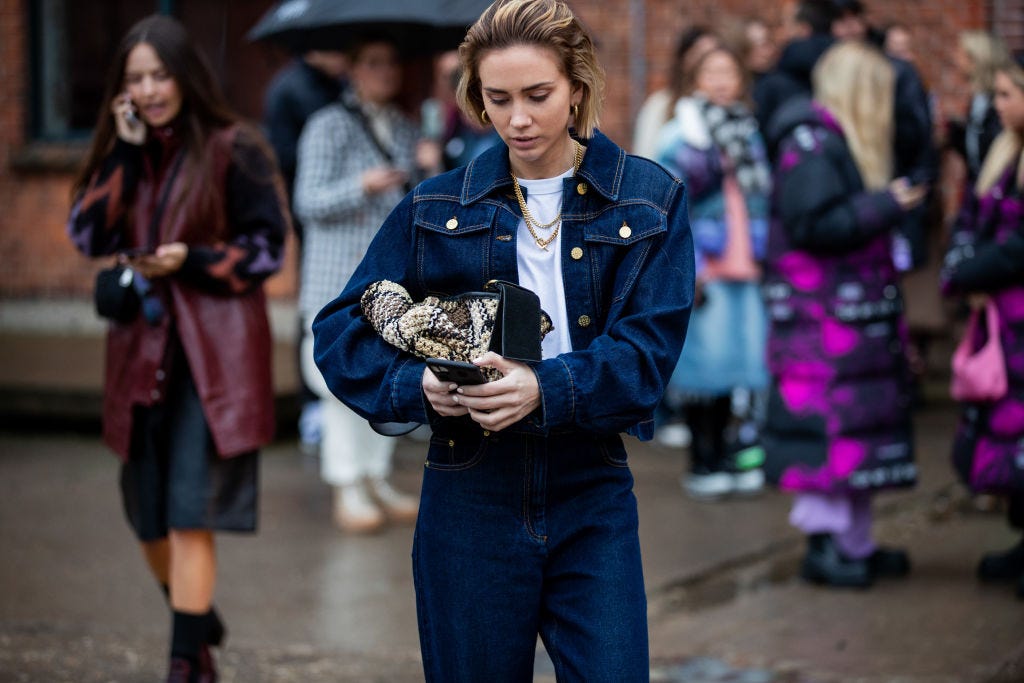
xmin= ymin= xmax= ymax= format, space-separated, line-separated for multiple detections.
xmin=2 ymin=404 xmax=1023 ymax=682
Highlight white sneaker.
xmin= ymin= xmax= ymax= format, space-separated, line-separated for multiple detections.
xmin=656 ymin=423 xmax=692 ymax=448
xmin=333 ymin=484 xmax=385 ymax=534
xmin=731 ymin=468 xmax=765 ymax=495
xmin=681 ymin=471 xmax=734 ymax=501
xmin=368 ymin=478 xmax=419 ymax=524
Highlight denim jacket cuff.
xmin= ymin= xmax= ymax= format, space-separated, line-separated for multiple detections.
xmin=393 ymin=358 xmax=430 ymax=423
xmin=533 ymin=359 xmax=575 ymax=429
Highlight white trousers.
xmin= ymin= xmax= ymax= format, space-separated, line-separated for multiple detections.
xmin=301 ymin=323 xmax=395 ymax=487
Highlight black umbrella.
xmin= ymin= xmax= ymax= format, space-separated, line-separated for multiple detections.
xmin=248 ymin=0 xmax=492 ymax=53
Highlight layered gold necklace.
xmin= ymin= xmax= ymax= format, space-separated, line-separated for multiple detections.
xmin=511 ymin=139 xmax=584 ymax=251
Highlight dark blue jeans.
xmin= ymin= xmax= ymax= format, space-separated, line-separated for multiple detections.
xmin=413 ymin=429 xmax=648 ymax=682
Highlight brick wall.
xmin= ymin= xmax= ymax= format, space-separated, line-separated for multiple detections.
xmin=0 ymin=0 xmax=1005 ymax=301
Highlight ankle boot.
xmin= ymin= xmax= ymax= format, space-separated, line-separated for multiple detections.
xmin=869 ymin=546 xmax=911 ymax=578
xmin=167 ymin=656 xmax=201 ymax=683
xmin=801 ymin=533 xmax=873 ymax=588
xmin=977 ymin=538 xmax=1024 ymax=582
xmin=333 ymin=483 xmax=386 ymax=533
xmin=367 ymin=478 xmax=418 ymax=524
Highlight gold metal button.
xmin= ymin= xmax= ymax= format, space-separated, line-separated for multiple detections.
xmin=576 ymin=182 xmax=588 ymax=195
xmin=482 ymin=430 xmax=490 ymax=437
xmin=570 ymin=247 xmax=583 ymax=260
xmin=446 ymin=218 xmax=458 ymax=230
xmin=619 ymin=222 xmax=632 ymax=239
xmin=448 ymin=439 xmax=455 ymax=447
xmin=577 ymin=315 xmax=591 ymax=327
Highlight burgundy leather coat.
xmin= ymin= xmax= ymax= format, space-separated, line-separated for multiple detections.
xmin=69 ymin=123 xmax=288 ymax=461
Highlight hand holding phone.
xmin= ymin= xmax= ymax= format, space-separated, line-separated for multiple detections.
xmin=426 ymin=358 xmax=488 ymax=386
xmin=112 ymin=93 xmax=146 ymax=144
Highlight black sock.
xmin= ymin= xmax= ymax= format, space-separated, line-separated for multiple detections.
xmin=161 ymin=584 xmax=225 ymax=646
xmin=171 ymin=610 xmax=208 ymax=662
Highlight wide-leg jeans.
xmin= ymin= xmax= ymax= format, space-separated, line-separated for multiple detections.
xmin=413 ymin=428 xmax=648 ymax=682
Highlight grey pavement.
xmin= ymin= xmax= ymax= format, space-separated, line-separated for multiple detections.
xmin=2 ymin=307 xmax=1024 ymax=682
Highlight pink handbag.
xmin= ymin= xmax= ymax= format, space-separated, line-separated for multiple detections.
xmin=950 ymin=300 xmax=1008 ymax=402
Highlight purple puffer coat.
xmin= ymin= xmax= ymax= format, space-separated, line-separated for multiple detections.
xmin=760 ymin=99 xmax=916 ymax=493
xmin=942 ymin=163 xmax=1024 ymax=493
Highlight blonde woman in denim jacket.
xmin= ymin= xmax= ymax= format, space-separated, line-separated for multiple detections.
xmin=312 ymin=1 xmax=694 ymax=679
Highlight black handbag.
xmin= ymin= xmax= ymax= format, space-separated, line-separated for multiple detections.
xmin=94 ymin=264 xmax=141 ymax=323
xmin=359 ymin=279 xmax=553 ymax=435
xmin=93 ymin=150 xmax=184 ymax=323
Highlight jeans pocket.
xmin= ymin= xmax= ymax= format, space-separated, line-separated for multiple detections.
xmin=425 ymin=433 xmax=489 ymax=471
xmin=598 ymin=438 xmax=630 ymax=468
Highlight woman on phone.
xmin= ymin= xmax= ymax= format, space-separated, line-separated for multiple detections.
xmin=312 ymin=0 xmax=694 ymax=678
xmin=67 ymin=15 xmax=287 ymax=682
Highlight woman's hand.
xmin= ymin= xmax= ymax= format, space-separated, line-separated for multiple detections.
xmin=422 ymin=364 xmax=471 ymax=418
xmin=362 ymin=166 xmax=408 ymax=195
xmin=889 ymin=177 xmax=928 ymax=211
xmin=120 ymin=242 xmax=188 ymax=279
xmin=967 ymin=293 xmax=989 ymax=311
xmin=450 ymin=352 xmax=541 ymax=432
xmin=111 ymin=93 xmax=146 ymax=145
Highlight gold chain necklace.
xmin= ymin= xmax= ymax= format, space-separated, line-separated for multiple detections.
xmin=511 ymin=140 xmax=584 ymax=251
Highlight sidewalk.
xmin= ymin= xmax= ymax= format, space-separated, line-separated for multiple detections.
xmin=2 ymin=305 xmax=1023 ymax=682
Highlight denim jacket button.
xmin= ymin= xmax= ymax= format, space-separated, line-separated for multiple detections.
xmin=619 ymin=222 xmax=632 ymax=239
xmin=570 ymin=247 xmax=583 ymax=260
xmin=577 ymin=315 xmax=591 ymax=327
xmin=576 ymin=182 xmax=588 ymax=195
xmin=446 ymin=218 xmax=458 ymax=230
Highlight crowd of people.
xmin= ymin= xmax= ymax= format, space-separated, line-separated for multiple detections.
xmin=64 ymin=0 xmax=1024 ymax=680
xmin=635 ymin=0 xmax=1024 ymax=597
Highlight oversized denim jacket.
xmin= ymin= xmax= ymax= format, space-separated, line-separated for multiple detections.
xmin=312 ymin=130 xmax=695 ymax=440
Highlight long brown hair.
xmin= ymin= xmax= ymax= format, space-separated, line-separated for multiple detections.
xmin=71 ymin=15 xmax=252 ymax=219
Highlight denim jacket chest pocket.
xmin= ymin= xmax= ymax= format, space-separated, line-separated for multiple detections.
xmin=574 ymin=202 xmax=669 ymax=308
xmin=413 ymin=199 xmax=501 ymax=289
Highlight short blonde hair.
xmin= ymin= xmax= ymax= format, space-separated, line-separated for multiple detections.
xmin=456 ymin=0 xmax=605 ymax=139
xmin=813 ymin=42 xmax=894 ymax=190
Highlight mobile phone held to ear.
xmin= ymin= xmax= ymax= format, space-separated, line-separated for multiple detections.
xmin=426 ymin=358 xmax=488 ymax=385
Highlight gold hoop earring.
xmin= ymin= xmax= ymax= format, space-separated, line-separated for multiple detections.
xmin=480 ymin=110 xmax=489 ymax=124
xmin=572 ymin=104 xmax=579 ymax=119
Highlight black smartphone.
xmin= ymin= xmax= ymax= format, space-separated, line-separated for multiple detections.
xmin=426 ymin=358 xmax=488 ymax=385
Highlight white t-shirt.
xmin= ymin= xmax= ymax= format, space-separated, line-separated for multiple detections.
xmin=516 ymin=167 xmax=575 ymax=359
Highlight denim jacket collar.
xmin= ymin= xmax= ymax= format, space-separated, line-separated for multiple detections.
xmin=461 ymin=129 xmax=626 ymax=205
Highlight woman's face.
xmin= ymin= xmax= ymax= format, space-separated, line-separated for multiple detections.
xmin=695 ymin=50 xmax=743 ymax=107
xmin=123 ymin=42 xmax=182 ymax=128
xmin=478 ymin=44 xmax=581 ymax=179
xmin=993 ymin=71 xmax=1024 ymax=134
xmin=351 ymin=42 xmax=402 ymax=106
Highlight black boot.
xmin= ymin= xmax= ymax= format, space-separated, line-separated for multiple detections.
xmin=681 ymin=398 xmax=732 ymax=500
xmin=977 ymin=538 xmax=1024 ymax=582
xmin=801 ymin=533 xmax=873 ymax=588
xmin=869 ymin=546 xmax=911 ymax=578
xmin=167 ymin=611 xmax=209 ymax=683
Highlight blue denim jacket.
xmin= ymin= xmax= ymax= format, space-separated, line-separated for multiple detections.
xmin=312 ymin=130 xmax=695 ymax=440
